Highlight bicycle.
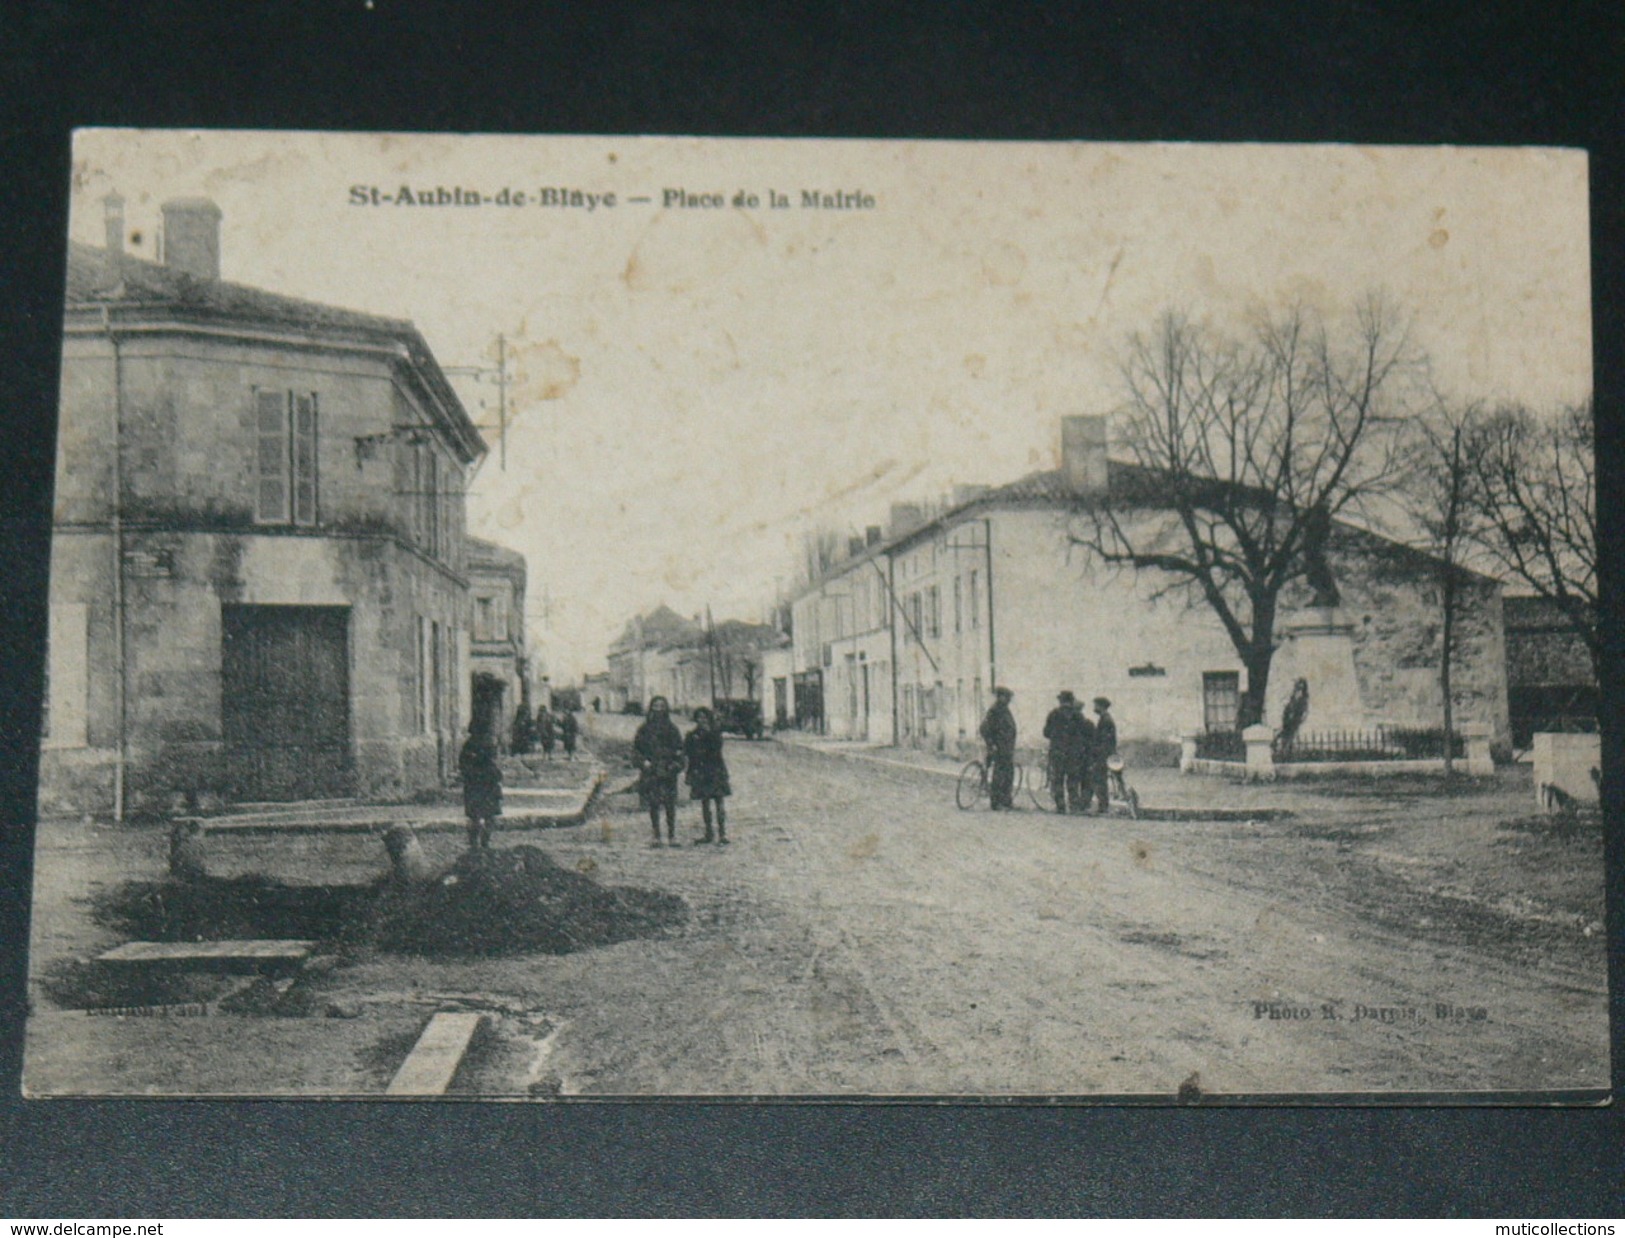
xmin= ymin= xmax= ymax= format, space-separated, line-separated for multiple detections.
xmin=956 ymin=755 xmax=1026 ymax=810
xmin=1026 ymin=753 xmax=1140 ymax=819
xmin=1105 ymin=754 xmax=1141 ymax=820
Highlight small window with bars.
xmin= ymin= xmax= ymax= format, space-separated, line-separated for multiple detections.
xmin=254 ymin=389 xmax=319 ymax=525
xmin=1202 ymin=671 xmax=1241 ymax=733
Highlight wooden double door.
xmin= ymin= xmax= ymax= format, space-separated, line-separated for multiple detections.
xmin=221 ymin=605 xmax=353 ymax=801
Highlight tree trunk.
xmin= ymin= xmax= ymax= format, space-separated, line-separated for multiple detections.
xmin=1440 ymin=572 xmax=1456 ymax=777
xmin=1238 ymin=602 xmax=1277 ymax=729
xmin=1240 ymin=646 xmax=1274 ymax=730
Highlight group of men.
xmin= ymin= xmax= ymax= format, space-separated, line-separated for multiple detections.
xmin=977 ymin=687 xmax=1118 ymax=814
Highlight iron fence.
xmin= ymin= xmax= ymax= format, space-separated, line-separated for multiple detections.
xmin=1194 ymin=730 xmax=1247 ymax=761
xmin=1275 ymin=724 xmax=1464 ymax=764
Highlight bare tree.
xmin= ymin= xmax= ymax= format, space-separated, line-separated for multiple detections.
xmin=1075 ymin=298 xmax=1417 ymax=727
xmin=793 ymin=527 xmax=847 ymax=594
xmin=1399 ymin=399 xmax=1490 ymax=773
xmin=1470 ymin=398 xmax=1598 ymax=680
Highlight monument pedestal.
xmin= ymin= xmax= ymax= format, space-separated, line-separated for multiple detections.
xmin=1271 ymin=607 xmax=1366 ymax=734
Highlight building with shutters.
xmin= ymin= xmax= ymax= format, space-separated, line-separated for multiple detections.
xmin=39 ymin=196 xmax=490 ymax=817
xmin=466 ymin=536 xmax=530 ymax=745
xmin=789 ymin=415 xmax=1511 ymax=759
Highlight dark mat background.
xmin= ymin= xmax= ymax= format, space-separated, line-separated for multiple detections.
xmin=1 ymin=1 xmax=1621 ymax=1217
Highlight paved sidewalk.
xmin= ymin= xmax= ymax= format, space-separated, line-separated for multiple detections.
xmin=772 ymin=729 xmax=1308 ymax=820
xmin=184 ymin=764 xmax=606 ymax=835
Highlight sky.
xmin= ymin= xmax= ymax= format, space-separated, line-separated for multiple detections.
xmin=67 ymin=132 xmax=1592 ymax=680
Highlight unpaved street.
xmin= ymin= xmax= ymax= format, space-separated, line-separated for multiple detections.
xmin=376 ymin=724 xmax=1607 ymax=1098
xmin=26 ymin=724 xmax=1608 ymax=1098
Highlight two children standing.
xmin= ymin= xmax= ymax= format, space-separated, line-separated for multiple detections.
xmin=633 ymin=697 xmax=732 ymax=847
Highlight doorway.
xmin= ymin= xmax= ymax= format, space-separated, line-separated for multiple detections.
xmin=221 ymin=605 xmax=352 ymax=801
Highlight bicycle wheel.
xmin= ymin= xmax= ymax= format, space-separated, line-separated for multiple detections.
xmin=1027 ymin=761 xmax=1052 ymax=811
xmin=1111 ymin=771 xmax=1140 ymax=820
xmin=956 ymin=760 xmax=988 ymax=811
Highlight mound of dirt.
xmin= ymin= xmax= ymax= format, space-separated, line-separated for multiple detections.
xmin=372 ymin=844 xmax=687 ymax=957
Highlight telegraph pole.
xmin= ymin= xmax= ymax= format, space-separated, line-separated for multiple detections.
xmin=447 ymin=332 xmax=512 ymax=470
xmin=496 ymin=332 xmax=507 ymax=470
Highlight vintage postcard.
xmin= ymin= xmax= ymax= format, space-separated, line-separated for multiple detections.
xmin=24 ymin=130 xmax=1604 ymax=1099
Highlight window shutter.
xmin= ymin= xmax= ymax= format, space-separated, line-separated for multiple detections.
xmin=255 ymin=390 xmax=289 ymax=523
xmin=292 ymin=393 xmax=318 ymax=525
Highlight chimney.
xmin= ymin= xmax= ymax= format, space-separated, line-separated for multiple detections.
xmin=1061 ymin=415 xmax=1109 ymax=497
xmin=888 ymin=502 xmax=923 ymax=535
xmin=952 ymin=483 xmax=989 ymax=507
xmin=160 ymin=197 xmax=223 ymax=280
xmin=847 ymin=536 xmax=865 ymax=559
xmin=865 ymin=525 xmax=883 ymax=546
xmin=102 ymin=192 xmax=126 ymax=257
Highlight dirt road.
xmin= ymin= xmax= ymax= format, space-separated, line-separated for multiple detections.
xmin=417 ymin=725 xmax=1605 ymax=1097
xmin=25 ymin=723 xmax=1607 ymax=1098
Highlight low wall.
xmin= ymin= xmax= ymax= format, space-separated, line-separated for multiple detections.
xmin=1531 ymin=732 xmax=1601 ymax=809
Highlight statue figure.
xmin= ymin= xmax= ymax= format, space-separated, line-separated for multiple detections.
xmin=1277 ymin=678 xmax=1310 ymax=753
xmin=1302 ymin=504 xmax=1341 ymax=608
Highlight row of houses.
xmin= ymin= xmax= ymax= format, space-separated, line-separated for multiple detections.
xmin=39 ymin=196 xmax=534 ymax=818
xmin=786 ymin=415 xmax=1514 ymax=758
xmin=604 ymin=606 xmax=788 ymax=716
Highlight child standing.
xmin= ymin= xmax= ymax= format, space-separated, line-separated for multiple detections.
xmin=684 ymin=707 xmax=732 ymax=845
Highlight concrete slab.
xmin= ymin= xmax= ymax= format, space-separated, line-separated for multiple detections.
xmin=23 ymin=1009 xmax=427 ymax=1097
xmin=186 ymin=769 xmax=606 ymax=835
xmin=386 ymin=1011 xmax=485 ymax=1096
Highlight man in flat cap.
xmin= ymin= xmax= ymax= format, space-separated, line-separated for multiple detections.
xmin=978 ymin=686 xmax=1018 ymax=810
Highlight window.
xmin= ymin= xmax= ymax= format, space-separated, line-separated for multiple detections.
xmin=969 ymin=569 xmax=980 ymax=629
xmin=415 ymin=616 xmax=428 ymax=734
xmin=908 ymin=592 xmax=922 ymax=641
xmin=475 ymin=596 xmax=495 ymax=641
xmin=255 ymin=389 xmax=318 ymax=525
xmin=926 ymin=585 xmax=941 ymax=638
xmin=953 ymin=576 xmax=962 ymax=633
xmin=411 ymin=441 xmax=449 ymax=559
xmin=43 ymin=602 xmax=89 ymax=748
xmin=1202 ymin=671 xmax=1241 ymax=733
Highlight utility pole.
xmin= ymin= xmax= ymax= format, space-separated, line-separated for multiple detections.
xmin=706 ymin=605 xmax=719 ymax=705
xmin=496 ymin=332 xmax=507 ymax=471
xmin=446 ymin=331 xmax=512 ymax=470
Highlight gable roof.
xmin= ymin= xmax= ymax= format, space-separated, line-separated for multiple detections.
xmin=610 ymin=604 xmax=704 ymax=654
xmin=63 ymin=242 xmax=485 ymax=462
xmin=801 ymin=458 xmax=1498 ymax=595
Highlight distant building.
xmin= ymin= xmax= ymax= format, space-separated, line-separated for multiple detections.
xmin=1503 ymin=595 xmax=1597 ymax=748
xmin=606 ymin=605 xmax=701 ymax=711
xmin=581 ymin=671 xmax=611 ymax=712
xmin=466 ymin=536 xmax=529 ymax=741
xmin=789 ymin=415 xmax=1510 ymax=757
xmin=757 ymin=643 xmax=796 ymax=729
xmin=40 ymin=197 xmax=487 ymax=816
xmin=606 ymin=606 xmax=782 ymax=714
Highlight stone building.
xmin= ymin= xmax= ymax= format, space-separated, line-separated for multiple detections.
xmin=40 ymin=197 xmax=487 ymax=817
xmin=606 ymin=605 xmax=700 ymax=712
xmin=1503 ymin=595 xmax=1597 ymax=748
xmin=606 ymin=606 xmax=781 ymax=715
xmin=466 ymin=536 xmax=530 ymax=743
xmin=789 ymin=415 xmax=1510 ymax=758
